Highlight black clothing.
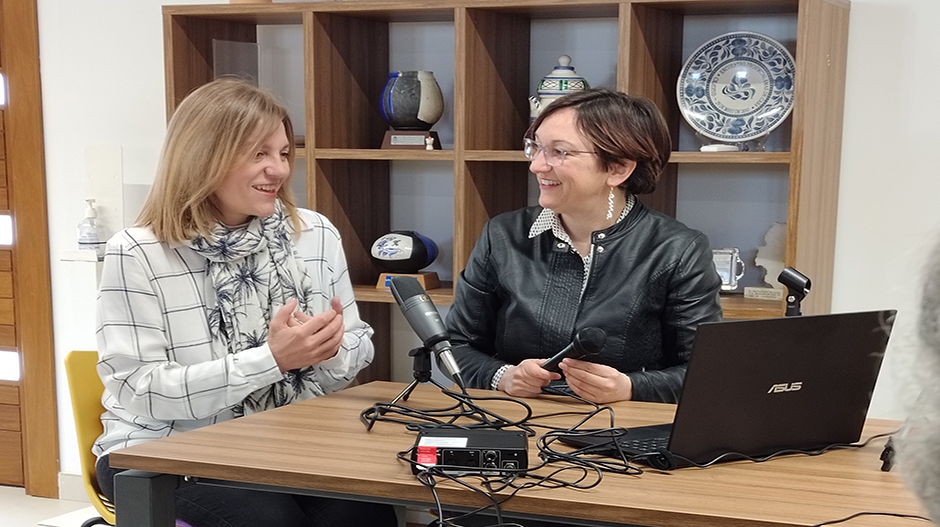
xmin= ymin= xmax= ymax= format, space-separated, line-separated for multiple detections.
xmin=445 ymin=202 xmax=723 ymax=403
xmin=96 ymin=455 xmax=397 ymax=527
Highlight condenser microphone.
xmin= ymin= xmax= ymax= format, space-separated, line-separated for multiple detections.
xmin=389 ymin=275 xmax=466 ymax=390
xmin=540 ymin=327 xmax=607 ymax=372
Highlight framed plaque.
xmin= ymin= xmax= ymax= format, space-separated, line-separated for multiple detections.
xmin=381 ymin=130 xmax=441 ymax=150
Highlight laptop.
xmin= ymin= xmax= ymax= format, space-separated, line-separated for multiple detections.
xmin=560 ymin=310 xmax=896 ymax=468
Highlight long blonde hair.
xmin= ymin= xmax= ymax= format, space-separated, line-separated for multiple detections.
xmin=137 ymin=78 xmax=299 ymax=242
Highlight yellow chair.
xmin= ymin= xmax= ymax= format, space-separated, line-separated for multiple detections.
xmin=65 ymin=352 xmax=194 ymax=527
xmin=64 ymin=350 xmax=115 ymax=527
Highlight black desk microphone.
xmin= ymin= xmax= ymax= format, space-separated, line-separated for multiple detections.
xmin=540 ymin=327 xmax=606 ymax=372
xmin=388 ymin=275 xmax=466 ymax=390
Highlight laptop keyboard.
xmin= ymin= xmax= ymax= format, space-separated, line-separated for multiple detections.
xmin=618 ymin=436 xmax=669 ymax=454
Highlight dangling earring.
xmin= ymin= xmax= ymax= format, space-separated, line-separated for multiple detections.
xmin=606 ymin=187 xmax=615 ymax=220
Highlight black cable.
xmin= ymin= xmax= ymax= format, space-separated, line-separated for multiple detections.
xmin=375 ymin=389 xmax=639 ymax=512
xmin=540 ymin=384 xmax=596 ymax=405
xmin=440 ymin=388 xmax=538 ymax=435
xmin=398 ymin=444 xmax=605 ymax=526
xmin=360 ymin=388 xmax=537 ymax=436
xmin=371 ymin=387 xmax=906 ymax=526
xmin=809 ymin=511 xmax=932 ymax=526
xmin=527 ymin=400 xmax=616 ymax=432
xmin=410 ymin=458 xmax=520 ymax=527
xmin=416 ymin=470 xmax=446 ymax=525
xmin=641 ymin=430 xmax=902 ymax=469
xmin=536 ymin=427 xmax=644 ymax=475
xmin=880 ymin=436 xmax=896 ymax=471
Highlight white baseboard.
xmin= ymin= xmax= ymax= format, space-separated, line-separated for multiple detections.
xmin=58 ymin=472 xmax=90 ymax=503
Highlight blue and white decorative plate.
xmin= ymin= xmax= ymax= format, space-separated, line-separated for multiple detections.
xmin=677 ymin=32 xmax=795 ymax=143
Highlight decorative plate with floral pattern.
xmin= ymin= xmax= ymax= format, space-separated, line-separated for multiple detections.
xmin=677 ymin=32 xmax=795 ymax=142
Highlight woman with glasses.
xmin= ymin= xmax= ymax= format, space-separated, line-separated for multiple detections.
xmin=445 ymin=88 xmax=722 ymax=404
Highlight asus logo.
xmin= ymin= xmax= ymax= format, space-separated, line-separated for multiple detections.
xmin=768 ymin=382 xmax=802 ymax=393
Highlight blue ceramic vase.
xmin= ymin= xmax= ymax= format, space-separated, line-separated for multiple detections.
xmin=380 ymin=71 xmax=444 ymax=131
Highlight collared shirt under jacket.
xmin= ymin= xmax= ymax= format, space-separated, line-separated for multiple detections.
xmin=445 ymin=201 xmax=723 ymax=403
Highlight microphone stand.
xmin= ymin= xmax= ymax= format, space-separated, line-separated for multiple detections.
xmin=361 ymin=347 xmax=536 ymax=435
xmin=779 ymin=267 xmax=811 ymax=317
xmin=784 ymin=287 xmax=804 ymax=317
xmin=387 ymin=346 xmax=451 ymax=406
xmin=363 ymin=346 xmax=452 ymax=431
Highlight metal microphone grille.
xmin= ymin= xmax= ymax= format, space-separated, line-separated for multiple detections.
xmin=389 ymin=275 xmax=426 ymax=299
xmin=579 ymin=327 xmax=607 ymax=354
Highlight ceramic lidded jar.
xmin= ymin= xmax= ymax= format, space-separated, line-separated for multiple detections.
xmin=529 ymin=55 xmax=590 ymax=119
xmin=529 ymin=55 xmax=591 ymax=119
xmin=380 ymin=71 xmax=444 ymax=131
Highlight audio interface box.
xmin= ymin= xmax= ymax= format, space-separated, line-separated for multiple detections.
xmin=411 ymin=428 xmax=528 ymax=475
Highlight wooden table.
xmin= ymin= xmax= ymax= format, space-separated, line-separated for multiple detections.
xmin=110 ymin=381 xmax=925 ymax=527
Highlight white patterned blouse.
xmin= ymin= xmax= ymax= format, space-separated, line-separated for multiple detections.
xmin=93 ymin=208 xmax=374 ymax=457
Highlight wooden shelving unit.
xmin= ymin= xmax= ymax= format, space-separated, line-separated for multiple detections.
xmin=354 ymin=285 xmax=778 ymax=322
xmin=163 ymin=0 xmax=850 ymax=380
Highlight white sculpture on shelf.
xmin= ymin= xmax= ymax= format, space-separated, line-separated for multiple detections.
xmin=756 ymin=222 xmax=786 ymax=289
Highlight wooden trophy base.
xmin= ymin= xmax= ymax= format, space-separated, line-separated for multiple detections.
xmin=377 ymin=272 xmax=441 ymax=290
xmin=381 ymin=130 xmax=441 ymax=150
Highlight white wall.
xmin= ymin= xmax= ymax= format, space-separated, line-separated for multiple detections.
xmin=834 ymin=0 xmax=940 ymax=418
xmin=36 ymin=0 xmax=939 ymax=479
xmin=37 ymin=0 xmax=227 ymax=478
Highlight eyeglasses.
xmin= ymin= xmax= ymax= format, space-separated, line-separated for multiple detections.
xmin=523 ymin=138 xmax=595 ymax=167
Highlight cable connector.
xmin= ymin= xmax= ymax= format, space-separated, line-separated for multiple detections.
xmin=879 ymin=437 xmax=895 ymax=471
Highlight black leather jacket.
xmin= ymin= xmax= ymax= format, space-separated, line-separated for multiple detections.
xmin=445 ymin=202 xmax=723 ymax=403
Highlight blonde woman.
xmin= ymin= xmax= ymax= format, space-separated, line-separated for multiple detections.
xmin=93 ymin=79 xmax=396 ymax=527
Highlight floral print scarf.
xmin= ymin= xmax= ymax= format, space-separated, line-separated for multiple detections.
xmin=189 ymin=201 xmax=325 ymax=416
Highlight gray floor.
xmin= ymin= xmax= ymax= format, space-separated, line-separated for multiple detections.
xmin=0 ymin=485 xmax=95 ymax=527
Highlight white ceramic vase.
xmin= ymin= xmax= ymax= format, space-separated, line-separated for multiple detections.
xmin=530 ymin=55 xmax=590 ymax=119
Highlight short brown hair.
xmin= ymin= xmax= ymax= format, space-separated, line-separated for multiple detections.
xmin=137 ymin=78 xmax=299 ymax=242
xmin=526 ymin=89 xmax=671 ymax=195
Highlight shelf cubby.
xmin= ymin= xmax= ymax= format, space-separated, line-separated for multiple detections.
xmin=163 ymin=0 xmax=849 ymax=379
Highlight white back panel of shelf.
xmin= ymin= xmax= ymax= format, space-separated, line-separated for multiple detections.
xmin=388 ymin=23 xmax=457 ymax=281
xmin=390 ymin=21 xmax=456 ymax=148
xmin=258 ymin=25 xmax=306 ymax=142
xmin=676 ymin=164 xmax=789 ymax=289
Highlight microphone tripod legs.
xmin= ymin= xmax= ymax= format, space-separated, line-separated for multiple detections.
xmin=363 ymin=346 xmax=452 ymax=431
xmin=389 ymin=376 xmax=451 ymax=406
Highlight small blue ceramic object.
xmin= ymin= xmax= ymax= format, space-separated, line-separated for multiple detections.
xmin=380 ymin=71 xmax=444 ymax=131
xmin=370 ymin=231 xmax=439 ymax=273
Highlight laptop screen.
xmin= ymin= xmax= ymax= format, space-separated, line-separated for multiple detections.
xmin=667 ymin=310 xmax=896 ymax=464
